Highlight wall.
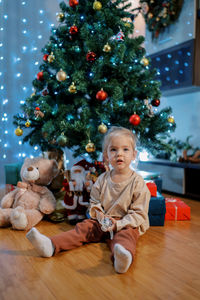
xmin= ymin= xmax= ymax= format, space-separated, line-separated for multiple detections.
xmin=160 ymin=91 xmax=200 ymax=150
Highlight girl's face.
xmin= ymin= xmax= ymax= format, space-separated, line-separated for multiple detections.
xmin=105 ymin=135 xmax=136 ymax=173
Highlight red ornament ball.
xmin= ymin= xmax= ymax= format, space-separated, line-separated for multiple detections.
xmin=69 ymin=0 xmax=79 ymax=7
xmin=86 ymin=51 xmax=97 ymax=62
xmin=43 ymin=54 xmax=49 ymax=61
xmin=69 ymin=25 xmax=78 ymax=35
xmin=35 ymin=107 xmax=40 ymax=111
xmin=129 ymin=114 xmax=141 ymax=126
xmin=96 ymin=89 xmax=108 ymax=101
xmin=37 ymin=71 xmax=44 ymax=81
xmin=151 ymin=99 xmax=160 ymax=107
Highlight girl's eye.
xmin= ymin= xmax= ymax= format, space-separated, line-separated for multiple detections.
xmin=124 ymin=148 xmax=129 ymax=151
xmin=110 ymin=148 xmax=116 ymax=151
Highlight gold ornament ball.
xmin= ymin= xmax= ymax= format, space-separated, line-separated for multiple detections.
xmin=93 ymin=1 xmax=102 ymax=10
xmin=15 ymin=127 xmax=23 ymax=136
xmin=103 ymin=43 xmax=111 ymax=52
xmin=141 ymin=57 xmax=149 ymax=66
xmin=68 ymin=82 xmax=77 ymax=93
xmin=85 ymin=141 xmax=96 ymax=153
xmin=56 ymin=12 xmax=65 ymax=22
xmin=57 ymin=134 xmax=68 ymax=146
xmin=98 ymin=123 xmax=108 ymax=134
xmin=47 ymin=52 xmax=55 ymax=63
xmin=56 ymin=69 xmax=67 ymax=82
xmin=168 ymin=116 xmax=175 ymax=124
xmin=25 ymin=120 xmax=31 ymax=127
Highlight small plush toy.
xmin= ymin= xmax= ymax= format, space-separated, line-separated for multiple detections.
xmin=0 ymin=157 xmax=59 ymax=230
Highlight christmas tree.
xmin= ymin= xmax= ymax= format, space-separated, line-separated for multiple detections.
xmin=13 ymin=0 xmax=176 ymax=162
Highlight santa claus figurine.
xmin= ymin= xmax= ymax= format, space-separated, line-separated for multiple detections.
xmin=62 ymin=160 xmax=94 ymax=225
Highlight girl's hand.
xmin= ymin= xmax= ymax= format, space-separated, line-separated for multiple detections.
xmin=106 ymin=216 xmax=117 ymax=232
xmin=95 ymin=209 xmax=105 ymax=223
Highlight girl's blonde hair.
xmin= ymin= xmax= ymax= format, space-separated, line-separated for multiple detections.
xmin=102 ymin=126 xmax=137 ymax=156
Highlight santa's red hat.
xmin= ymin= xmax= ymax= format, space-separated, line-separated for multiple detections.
xmin=71 ymin=159 xmax=94 ymax=173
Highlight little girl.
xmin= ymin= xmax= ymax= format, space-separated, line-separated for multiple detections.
xmin=26 ymin=126 xmax=151 ymax=274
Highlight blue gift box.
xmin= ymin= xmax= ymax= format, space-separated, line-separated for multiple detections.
xmin=148 ymin=192 xmax=166 ymax=226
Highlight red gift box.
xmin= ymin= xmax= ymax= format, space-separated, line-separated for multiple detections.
xmin=165 ymin=198 xmax=191 ymax=221
xmin=146 ymin=181 xmax=157 ymax=197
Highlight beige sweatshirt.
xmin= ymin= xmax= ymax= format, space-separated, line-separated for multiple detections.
xmin=89 ymin=171 xmax=151 ymax=235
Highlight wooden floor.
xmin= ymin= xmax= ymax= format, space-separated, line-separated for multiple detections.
xmin=0 ymin=194 xmax=200 ymax=300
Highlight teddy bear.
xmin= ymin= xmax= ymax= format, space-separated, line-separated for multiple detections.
xmin=0 ymin=156 xmax=59 ymax=230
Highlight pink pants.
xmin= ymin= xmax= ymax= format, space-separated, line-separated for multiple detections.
xmin=50 ymin=219 xmax=139 ymax=262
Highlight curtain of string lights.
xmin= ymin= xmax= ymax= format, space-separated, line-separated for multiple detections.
xmin=0 ymin=0 xmax=63 ymax=184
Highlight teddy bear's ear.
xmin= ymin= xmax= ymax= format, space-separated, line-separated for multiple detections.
xmin=23 ymin=157 xmax=32 ymax=164
xmin=51 ymin=159 xmax=59 ymax=178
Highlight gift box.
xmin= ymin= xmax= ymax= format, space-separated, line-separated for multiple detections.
xmin=146 ymin=181 xmax=157 ymax=197
xmin=148 ymin=192 xmax=166 ymax=226
xmin=4 ymin=163 xmax=22 ymax=185
xmin=137 ymin=170 xmax=162 ymax=193
xmin=165 ymin=198 xmax=191 ymax=221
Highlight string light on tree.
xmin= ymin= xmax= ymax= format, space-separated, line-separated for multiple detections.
xmin=74 ymin=46 xmax=81 ymax=53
